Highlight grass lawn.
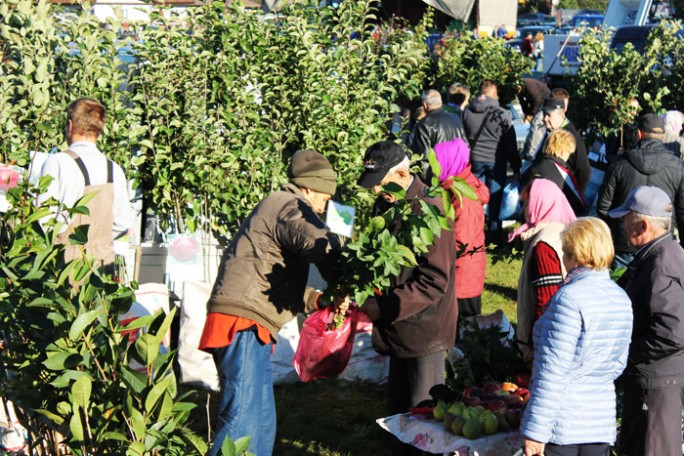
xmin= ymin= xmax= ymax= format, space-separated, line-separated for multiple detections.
xmin=190 ymin=248 xmax=522 ymax=455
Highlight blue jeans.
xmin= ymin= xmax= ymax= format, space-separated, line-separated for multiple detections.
xmin=471 ymin=161 xmax=507 ymax=245
xmin=207 ymin=330 xmax=275 ymax=456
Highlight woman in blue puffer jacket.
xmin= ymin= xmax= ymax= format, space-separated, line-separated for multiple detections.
xmin=521 ymin=217 xmax=633 ymax=456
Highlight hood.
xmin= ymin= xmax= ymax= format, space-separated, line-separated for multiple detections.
xmin=625 ymin=139 xmax=674 ymax=175
xmin=468 ymin=95 xmax=500 ymax=113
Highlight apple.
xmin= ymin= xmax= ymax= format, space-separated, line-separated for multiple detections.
xmin=501 ymin=382 xmax=518 ymax=392
xmin=495 ymin=390 xmax=510 ymax=397
xmin=461 ymin=386 xmax=476 ymax=399
xmin=505 ymin=408 xmax=522 ymax=428
xmin=464 ymin=396 xmax=481 ymax=407
xmin=483 ymin=381 xmax=501 ymax=393
xmin=447 ymin=401 xmax=464 ymax=416
xmin=514 ymin=387 xmax=531 ymax=403
xmin=487 ymin=399 xmax=507 ymax=412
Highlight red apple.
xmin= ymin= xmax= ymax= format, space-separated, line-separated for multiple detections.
xmin=464 ymin=396 xmax=481 ymax=407
xmin=462 ymin=386 xmax=476 ymax=399
xmin=487 ymin=399 xmax=507 ymax=412
xmin=514 ymin=388 xmax=531 ymax=403
xmin=483 ymin=382 xmax=501 ymax=394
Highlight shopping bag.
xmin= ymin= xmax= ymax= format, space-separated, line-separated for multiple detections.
xmin=293 ymin=305 xmax=358 ymax=382
xmin=499 ymin=182 xmax=521 ymax=221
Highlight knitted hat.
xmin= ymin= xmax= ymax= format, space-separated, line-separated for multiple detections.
xmin=288 ymin=149 xmax=337 ymax=196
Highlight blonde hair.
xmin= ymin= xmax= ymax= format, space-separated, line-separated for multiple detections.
xmin=561 ymin=217 xmax=614 ymax=271
xmin=544 ymin=129 xmax=576 ymax=159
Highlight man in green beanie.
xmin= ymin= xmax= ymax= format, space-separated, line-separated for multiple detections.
xmin=199 ymin=149 xmax=349 ymax=456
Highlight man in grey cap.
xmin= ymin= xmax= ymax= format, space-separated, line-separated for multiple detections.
xmin=357 ymin=140 xmax=457 ymax=456
xmin=609 ymin=186 xmax=684 ymax=456
xmin=598 ymin=113 xmax=684 ymax=268
xmin=199 ymin=149 xmax=348 ymax=456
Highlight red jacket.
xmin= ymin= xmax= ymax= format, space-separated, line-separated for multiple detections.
xmin=448 ymin=165 xmax=489 ymax=298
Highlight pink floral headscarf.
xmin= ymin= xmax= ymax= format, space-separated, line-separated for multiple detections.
xmin=509 ymin=178 xmax=576 ymax=242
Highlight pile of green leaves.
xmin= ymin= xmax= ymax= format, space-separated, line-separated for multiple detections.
xmin=0 ymin=180 xmax=204 ymax=455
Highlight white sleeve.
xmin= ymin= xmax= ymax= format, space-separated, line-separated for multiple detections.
xmin=111 ymin=164 xmax=132 ymax=235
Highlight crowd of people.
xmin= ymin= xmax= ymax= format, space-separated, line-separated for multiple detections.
xmin=37 ymin=84 xmax=684 ymax=456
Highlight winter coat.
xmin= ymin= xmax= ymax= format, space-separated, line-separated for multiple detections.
xmin=368 ymin=177 xmax=458 ymax=358
xmin=561 ymin=120 xmax=590 ymax=194
xmin=410 ymin=107 xmax=465 ymax=162
xmin=518 ymin=78 xmax=550 ymax=118
xmin=597 ymin=138 xmax=684 ymax=254
xmin=524 ymin=154 xmax=588 ymax=216
xmin=450 ymin=165 xmax=489 ymax=298
xmin=618 ymin=234 xmax=684 ymax=383
xmin=521 ymin=268 xmax=633 ymax=445
xmin=463 ymin=95 xmax=521 ymax=173
xmin=206 ymin=183 xmax=340 ymax=338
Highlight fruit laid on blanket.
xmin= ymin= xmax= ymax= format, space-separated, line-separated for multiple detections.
xmin=433 ymin=400 xmax=448 ymax=421
xmin=462 ymin=418 xmax=482 ymax=439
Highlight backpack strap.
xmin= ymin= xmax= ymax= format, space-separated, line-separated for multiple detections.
xmin=63 ymin=149 xmax=90 ymax=186
xmin=469 ymin=107 xmax=495 ymax=152
xmin=106 ymin=159 xmax=114 ymax=184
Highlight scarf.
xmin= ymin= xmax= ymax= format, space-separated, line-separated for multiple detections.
xmin=434 ymin=138 xmax=470 ymax=182
xmin=509 ymin=178 xmax=576 ymax=242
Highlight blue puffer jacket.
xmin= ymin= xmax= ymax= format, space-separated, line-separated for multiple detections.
xmin=520 ymin=268 xmax=633 ymax=445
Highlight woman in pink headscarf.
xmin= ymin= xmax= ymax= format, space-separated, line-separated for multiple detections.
xmin=509 ymin=178 xmax=575 ymax=362
xmin=434 ymin=138 xmax=490 ymax=320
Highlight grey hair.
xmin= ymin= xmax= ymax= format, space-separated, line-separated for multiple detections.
xmin=386 ymin=156 xmax=411 ymax=177
xmin=633 ymin=212 xmax=672 ymax=232
xmin=421 ymin=89 xmax=442 ymax=110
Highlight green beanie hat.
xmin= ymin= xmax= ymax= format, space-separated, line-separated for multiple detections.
xmin=288 ymin=149 xmax=337 ymax=196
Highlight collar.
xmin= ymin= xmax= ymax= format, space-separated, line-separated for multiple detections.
xmin=633 ymin=232 xmax=670 ymax=261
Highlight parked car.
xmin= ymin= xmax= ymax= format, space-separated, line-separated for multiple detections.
xmin=570 ymin=13 xmax=605 ymax=28
xmin=517 ymin=12 xmax=556 ymax=27
xmin=610 ymin=24 xmax=683 ymax=53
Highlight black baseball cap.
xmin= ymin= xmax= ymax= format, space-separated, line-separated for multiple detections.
xmin=542 ymin=97 xmax=565 ymax=113
xmin=357 ymin=141 xmax=408 ymax=188
xmin=637 ymin=113 xmax=665 ymax=134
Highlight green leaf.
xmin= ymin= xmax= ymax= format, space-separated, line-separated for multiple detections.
xmin=69 ymin=309 xmax=99 ymax=341
xmin=43 ymin=351 xmax=82 ymax=371
xmin=135 ymin=333 xmax=161 ymax=368
xmin=71 ymin=375 xmax=92 ymax=410
xmin=69 ymin=412 xmax=84 ymax=442
xmin=129 ymin=407 xmax=146 ymax=441
xmin=121 ymin=366 xmax=148 ymax=394
xmin=144 ymin=374 xmax=172 ymax=414
xmin=126 ymin=441 xmax=146 ymax=456
xmin=34 ymin=408 xmax=66 ymax=425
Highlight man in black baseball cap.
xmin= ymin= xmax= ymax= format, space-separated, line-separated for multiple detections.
xmin=357 ymin=141 xmax=410 ymax=203
xmin=357 ymin=140 xmax=458 ymax=456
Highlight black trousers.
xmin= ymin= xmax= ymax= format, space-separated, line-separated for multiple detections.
xmin=545 ymin=442 xmax=610 ymax=456
xmin=387 ymin=351 xmax=445 ymax=456
xmin=457 ymin=295 xmax=482 ymax=318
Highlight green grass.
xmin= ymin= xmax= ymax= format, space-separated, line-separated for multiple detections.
xmin=193 ymin=250 xmax=521 ymax=455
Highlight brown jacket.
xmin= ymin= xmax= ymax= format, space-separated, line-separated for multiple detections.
xmin=370 ymin=177 xmax=458 ymax=358
xmin=206 ymin=183 xmax=340 ymax=338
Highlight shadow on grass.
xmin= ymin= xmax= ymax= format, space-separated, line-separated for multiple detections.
xmin=483 ymin=282 xmax=517 ymax=302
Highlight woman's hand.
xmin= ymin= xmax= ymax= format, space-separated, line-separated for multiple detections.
xmin=524 ymin=438 xmax=545 ymax=456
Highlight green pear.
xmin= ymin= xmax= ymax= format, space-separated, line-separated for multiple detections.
xmin=462 ymin=418 xmax=482 ymax=440
xmin=450 ymin=415 xmax=466 ymax=436
xmin=433 ymin=400 xmax=447 ymax=421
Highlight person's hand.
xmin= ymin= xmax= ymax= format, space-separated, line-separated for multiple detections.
xmin=523 ymin=438 xmax=545 ymax=456
xmin=333 ymin=293 xmax=350 ymax=316
xmin=360 ymin=297 xmax=381 ymax=321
